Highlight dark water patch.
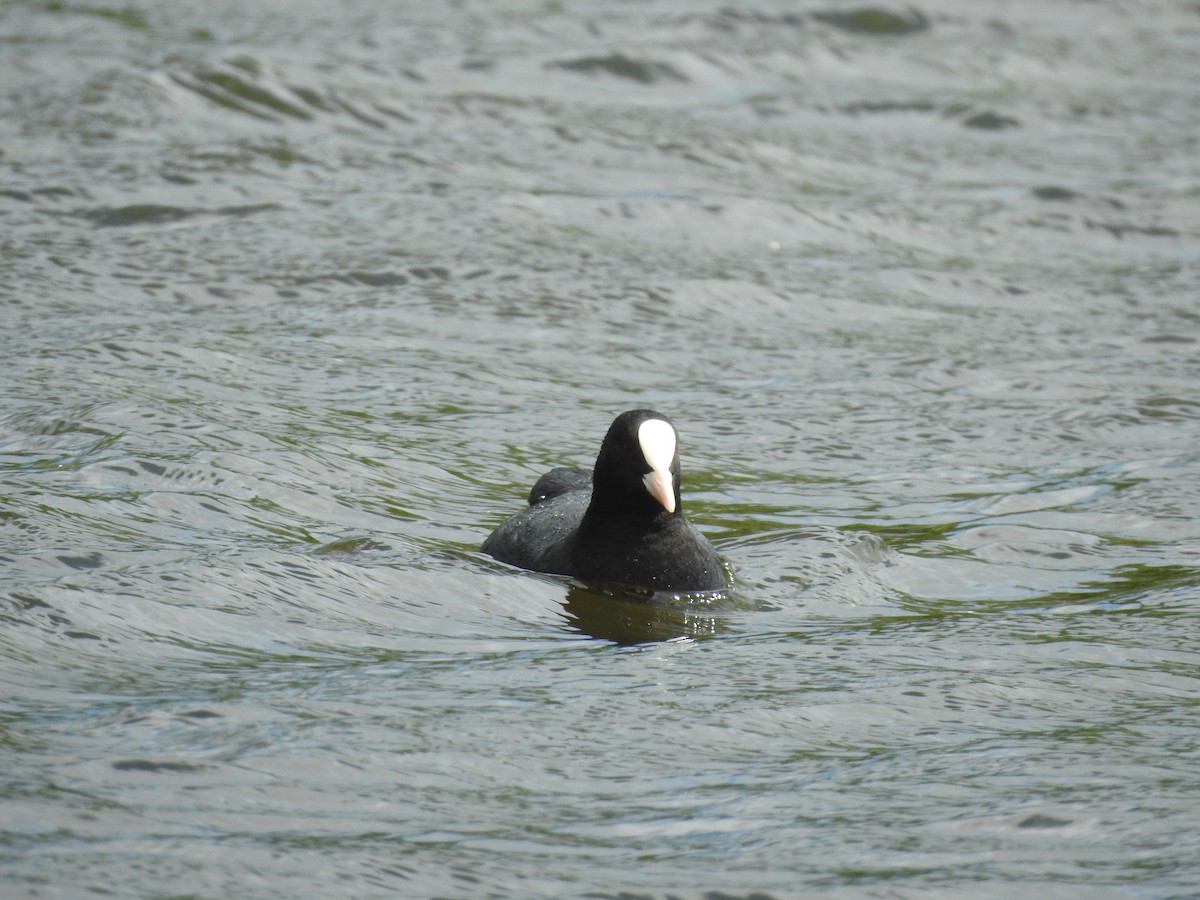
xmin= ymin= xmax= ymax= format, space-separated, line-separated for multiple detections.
xmin=181 ymin=142 xmax=316 ymax=171
xmin=43 ymin=2 xmax=149 ymax=31
xmin=329 ymin=96 xmax=388 ymax=129
xmin=714 ymin=9 xmax=807 ymax=29
xmin=546 ymin=54 xmax=688 ymax=85
xmin=961 ymin=110 xmax=1020 ymax=130
xmin=1099 ymin=564 xmax=1200 ymax=603
xmin=291 ymin=265 xmax=471 ymax=289
xmin=840 ymin=99 xmax=938 ymax=116
xmin=111 ymin=759 xmax=208 ymax=773
xmin=7 ymin=593 xmax=52 ymax=612
xmin=56 ymin=552 xmax=104 ymax=571
xmin=1136 ymin=395 xmax=1200 ymax=417
xmin=409 ymin=266 xmax=453 ymax=281
xmin=843 ymin=521 xmax=962 ymax=554
xmin=1085 ymin=219 xmax=1181 ymax=240
xmin=287 ymin=83 xmax=336 ymax=113
xmin=246 ymin=141 xmax=315 ymax=166
xmin=32 ymin=186 xmax=85 ymax=200
xmin=1017 ymin=813 xmax=1073 ymax=829
xmin=313 ymin=536 xmax=392 ymax=556
xmin=72 ymin=202 xmax=280 ymax=228
xmin=987 ymin=564 xmax=1200 ymax=616
xmin=1033 ymin=186 xmax=1080 ymax=202
xmin=3 ymin=409 xmax=116 ymax=444
xmin=349 ymin=271 xmax=409 ymax=288
xmin=171 ymin=67 xmax=316 ymax=121
xmin=64 ymin=629 xmax=104 ymax=640
xmin=812 ymin=7 xmax=930 ymax=35
xmin=88 ymin=203 xmax=193 ymax=227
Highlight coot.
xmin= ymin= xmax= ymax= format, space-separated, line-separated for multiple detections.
xmin=481 ymin=409 xmax=728 ymax=592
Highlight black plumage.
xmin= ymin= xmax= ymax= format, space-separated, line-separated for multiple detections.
xmin=482 ymin=409 xmax=727 ymax=592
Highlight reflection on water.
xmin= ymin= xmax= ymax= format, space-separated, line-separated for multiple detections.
xmin=560 ymin=583 xmax=729 ymax=645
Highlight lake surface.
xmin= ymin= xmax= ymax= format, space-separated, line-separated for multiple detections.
xmin=2 ymin=1 xmax=1199 ymax=896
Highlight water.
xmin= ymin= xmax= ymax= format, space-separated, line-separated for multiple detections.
xmin=2 ymin=0 xmax=1198 ymax=896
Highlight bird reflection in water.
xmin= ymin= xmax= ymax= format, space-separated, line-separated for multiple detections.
xmin=560 ymin=583 xmax=729 ymax=645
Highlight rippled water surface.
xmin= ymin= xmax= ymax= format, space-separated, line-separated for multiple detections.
xmin=3 ymin=1 xmax=1199 ymax=896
